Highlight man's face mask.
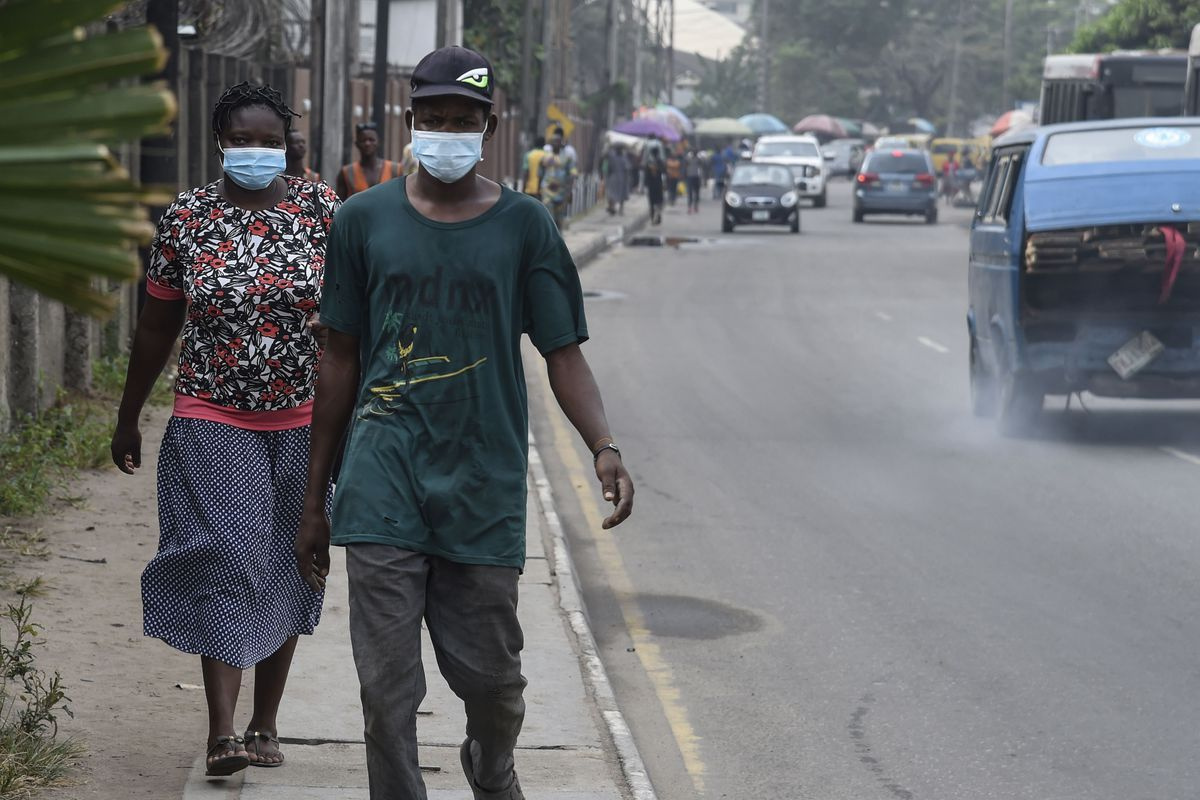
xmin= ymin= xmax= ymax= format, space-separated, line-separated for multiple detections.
xmin=410 ymin=128 xmax=486 ymax=183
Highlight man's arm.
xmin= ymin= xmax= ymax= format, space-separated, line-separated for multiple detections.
xmin=544 ymin=343 xmax=633 ymax=529
xmin=296 ymin=329 xmax=361 ymax=590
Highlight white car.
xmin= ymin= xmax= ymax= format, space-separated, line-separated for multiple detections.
xmin=751 ymin=134 xmax=828 ymax=207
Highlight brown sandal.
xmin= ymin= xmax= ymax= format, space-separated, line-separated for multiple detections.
xmin=205 ymin=735 xmax=249 ymax=776
xmin=244 ymin=729 xmax=284 ymax=768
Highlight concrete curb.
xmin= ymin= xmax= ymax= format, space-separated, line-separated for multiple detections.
xmin=527 ymin=439 xmax=659 ymax=800
xmin=569 ymin=209 xmax=651 ymax=270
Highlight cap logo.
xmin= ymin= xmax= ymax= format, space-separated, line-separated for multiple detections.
xmin=456 ymin=67 xmax=490 ymax=89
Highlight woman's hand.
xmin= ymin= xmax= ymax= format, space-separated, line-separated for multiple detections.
xmin=111 ymin=423 xmax=142 ymax=474
xmin=308 ymin=314 xmax=329 ymax=350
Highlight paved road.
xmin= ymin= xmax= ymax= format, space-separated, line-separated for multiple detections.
xmin=528 ymin=181 xmax=1200 ymax=800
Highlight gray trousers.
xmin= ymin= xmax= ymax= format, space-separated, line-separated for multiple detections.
xmin=346 ymin=544 xmax=527 ymax=799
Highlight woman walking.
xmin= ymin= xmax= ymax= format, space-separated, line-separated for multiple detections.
xmin=111 ymin=82 xmax=340 ymax=777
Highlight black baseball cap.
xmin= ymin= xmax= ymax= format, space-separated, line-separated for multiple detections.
xmin=410 ymin=46 xmax=494 ymax=106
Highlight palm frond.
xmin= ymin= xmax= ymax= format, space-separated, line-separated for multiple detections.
xmin=0 ymin=0 xmax=177 ymax=316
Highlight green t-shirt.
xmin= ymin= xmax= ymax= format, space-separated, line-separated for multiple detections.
xmin=320 ymin=178 xmax=587 ymax=568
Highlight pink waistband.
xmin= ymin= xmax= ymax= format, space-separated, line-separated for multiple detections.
xmin=173 ymin=394 xmax=314 ymax=431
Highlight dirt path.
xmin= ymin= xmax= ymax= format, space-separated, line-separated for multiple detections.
xmin=4 ymin=406 xmax=228 ymax=799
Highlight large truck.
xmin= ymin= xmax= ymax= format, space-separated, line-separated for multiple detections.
xmin=1039 ymin=51 xmax=1186 ymax=125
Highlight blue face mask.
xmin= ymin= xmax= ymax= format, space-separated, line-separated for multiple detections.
xmin=410 ymin=128 xmax=486 ymax=183
xmin=219 ymin=145 xmax=286 ymax=190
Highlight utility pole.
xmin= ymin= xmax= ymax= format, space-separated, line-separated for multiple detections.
xmin=605 ymin=0 xmax=619 ymax=127
xmin=759 ymin=0 xmax=769 ymax=110
xmin=632 ymin=0 xmax=645 ymax=107
xmin=946 ymin=0 xmax=965 ymax=137
xmin=519 ymin=0 xmax=538 ymax=159
xmin=310 ymin=0 xmax=325 ymax=175
xmin=371 ymin=0 xmax=390 ymax=135
xmin=319 ymin=0 xmax=354 ymax=181
xmin=537 ymin=0 xmax=554 ymax=137
xmin=1002 ymin=0 xmax=1015 ymax=110
xmin=667 ymin=0 xmax=675 ymax=104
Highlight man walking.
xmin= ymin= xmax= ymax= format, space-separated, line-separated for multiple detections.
xmin=296 ymin=46 xmax=634 ymax=800
xmin=539 ymin=127 xmax=576 ymax=230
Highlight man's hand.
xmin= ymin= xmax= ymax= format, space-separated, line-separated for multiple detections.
xmin=595 ymin=450 xmax=633 ymax=529
xmin=111 ymin=423 xmax=142 ymax=474
xmin=295 ymin=507 xmax=331 ymax=592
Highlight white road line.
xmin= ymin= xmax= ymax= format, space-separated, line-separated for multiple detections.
xmin=875 ymin=311 xmax=893 ymax=322
xmin=1161 ymin=446 xmax=1200 ymax=467
xmin=918 ymin=336 xmax=950 ymax=354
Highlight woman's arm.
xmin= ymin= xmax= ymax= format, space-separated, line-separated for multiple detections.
xmin=111 ymin=296 xmax=187 ymax=473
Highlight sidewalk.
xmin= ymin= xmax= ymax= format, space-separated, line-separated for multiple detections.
xmin=178 ymin=201 xmax=652 ymax=800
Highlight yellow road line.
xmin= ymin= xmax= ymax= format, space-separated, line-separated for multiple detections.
xmin=532 ymin=356 xmax=707 ymax=794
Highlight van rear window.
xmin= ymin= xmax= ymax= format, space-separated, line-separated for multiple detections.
xmin=1042 ymin=126 xmax=1200 ymax=165
xmin=756 ymin=140 xmax=820 ymax=158
xmin=864 ymin=152 xmax=928 ymax=173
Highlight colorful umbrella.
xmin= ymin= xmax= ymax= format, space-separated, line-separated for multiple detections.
xmin=990 ymin=109 xmax=1034 ymax=138
xmin=694 ymin=117 xmax=754 ymax=137
xmin=793 ymin=114 xmax=848 ymax=141
xmin=613 ymin=117 xmax=682 ymax=142
xmin=907 ymin=117 xmax=936 ymax=133
xmin=738 ymin=113 xmax=789 ymax=135
xmin=655 ymin=103 xmax=694 ymax=134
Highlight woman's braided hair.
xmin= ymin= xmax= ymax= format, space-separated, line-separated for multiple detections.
xmin=211 ymin=81 xmax=299 ymax=139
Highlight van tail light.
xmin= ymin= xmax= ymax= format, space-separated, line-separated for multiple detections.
xmin=857 ymin=172 xmax=880 ymax=185
xmin=914 ymin=173 xmax=936 ymax=187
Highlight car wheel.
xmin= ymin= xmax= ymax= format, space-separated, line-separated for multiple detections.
xmin=969 ymin=335 xmax=997 ymax=418
xmin=722 ymin=216 xmax=734 ymax=233
xmin=853 ymin=207 xmax=864 ymax=223
xmin=814 ymin=189 xmax=827 ymax=208
xmin=925 ymin=206 xmax=938 ymax=224
xmin=790 ymin=213 xmax=800 ymax=234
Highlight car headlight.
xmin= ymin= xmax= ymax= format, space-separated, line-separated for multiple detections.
xmin=780 ymin=191 xmax=798 ymax=207
xmin=725 ymin=191 xmax=742 ymax=208
xmin=805 ymin=165 xmax=818 ymax=178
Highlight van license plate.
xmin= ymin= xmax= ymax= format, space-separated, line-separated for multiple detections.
xmin=1108 ymin=331 xmax=1164 ymax=379
xmin=752 ymin=210 xmax=770 ymax=221
xmin=888 ymin=181 xmax=906 ymax=192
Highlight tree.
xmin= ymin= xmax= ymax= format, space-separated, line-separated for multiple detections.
xmin=1071 ymin=0 xmax=1200 ymax=52
xmin=463 ymin=0 xmax=527 ymax=102
xmin=0 ymin=0 xmax=176 ymax=316
xmin=686 ymin=45 xmax=760 ymax=119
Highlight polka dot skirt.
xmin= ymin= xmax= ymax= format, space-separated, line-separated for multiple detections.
xmin=142 ymin=417 xmax=327 ymax=669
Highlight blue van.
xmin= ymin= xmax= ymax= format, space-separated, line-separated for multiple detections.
xmin=968 ymin=118 xmax=1200 ymax=432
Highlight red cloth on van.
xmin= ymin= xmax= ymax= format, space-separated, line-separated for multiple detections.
xmin=1159 ymin=225 xmax=1186 ymax=304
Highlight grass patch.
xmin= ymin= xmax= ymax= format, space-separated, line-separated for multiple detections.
xmin=0 ymin=356 xmax=172 ymax=518
xmin=0 ymin=595 xmax=83 ymax=799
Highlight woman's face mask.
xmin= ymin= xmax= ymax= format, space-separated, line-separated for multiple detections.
xmin=219 ymin=144 xmax=286 ymax=190
xmin=410 ymin=128 xmax=486 ymax=183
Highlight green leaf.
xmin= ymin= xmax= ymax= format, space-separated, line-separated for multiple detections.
xmin=0 ymin=0 xmax=129 ymax=57
xmin=0 ymin=84 xmax=176 ymax=146
xmin=0 ymin=28 xmax=165 ymax=101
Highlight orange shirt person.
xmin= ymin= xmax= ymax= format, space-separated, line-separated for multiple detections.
xmin=336 ymin=122 xmax=400 ymax=199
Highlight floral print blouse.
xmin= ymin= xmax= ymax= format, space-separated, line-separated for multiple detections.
xmin=145 ymin=177 xmax=341 ymax=412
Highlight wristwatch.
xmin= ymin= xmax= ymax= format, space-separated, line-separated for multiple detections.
xmin=593 ymin=442 xmax=621 ymax=463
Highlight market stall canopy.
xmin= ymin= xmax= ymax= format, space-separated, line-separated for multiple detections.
xmin=738 ymin=113 xmax=790 ymax=135
xmin=990 ymin=109 xmax=1034 ymax=138
xmin=614 ymin=117 xmax=682 ymax=142
xmin=793 ymin=114 xmax=848 ymax=140
xmin=695 ymin=117 xmax=754 ymax=137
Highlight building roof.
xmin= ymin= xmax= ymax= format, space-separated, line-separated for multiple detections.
xmin=673 ymin=0 xmax=747 ymax=62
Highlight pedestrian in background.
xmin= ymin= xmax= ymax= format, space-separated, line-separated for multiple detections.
xmin=285 ymin=129 xmax=319 ymax=181
xmin=111 ymin=82 xmax=340 ymax=778
xmin=336 ymin=122 xmax=400 ymax=200
xmin=520 ymin=135 xmax=547 ymax=197
xmin=644 ymin=149 xmax=665 ymax=225
xmin=685 ymin=149 xmax=703 ymax=214
xmin=602 ymin=141 xmax=631 ymax=216
xmin=294 ymin=45 xmax=634 ymax=800
xmin=540 ymin=127 xmax=576 ymax=229
xmin=710 ymin=147 xmax=728 ymax=199
xmin=664 ymin=149 xmax=682 ymax=206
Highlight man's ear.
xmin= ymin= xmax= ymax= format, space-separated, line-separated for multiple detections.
xmin=405 ymin=107 xmax=414 ymax=131
xmin=485 ymin=112 xmax=499 ymax=141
